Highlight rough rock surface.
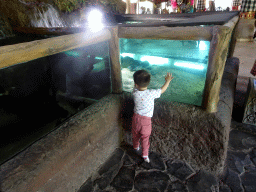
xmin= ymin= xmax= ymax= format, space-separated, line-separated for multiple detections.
xmin=78 ymin=119 xmax=256 ymax=192
xmin=121 ymin=94 xmax=225 ymax=175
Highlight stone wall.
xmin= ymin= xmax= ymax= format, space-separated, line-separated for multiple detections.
xmin=0 ymin=94 xmax=123 ymax=192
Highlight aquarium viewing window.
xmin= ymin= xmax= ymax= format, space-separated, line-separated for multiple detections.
xmin=120 ymin=38 xmax=210 ymax=106
xmin=0 ymin=40 xmax=112 ymax=165
xmin=50 ymin=40 xmax=111 ymax=100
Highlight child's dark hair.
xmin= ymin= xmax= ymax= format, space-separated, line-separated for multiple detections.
xmin=133 ymin=70 xmax=151 ymax=87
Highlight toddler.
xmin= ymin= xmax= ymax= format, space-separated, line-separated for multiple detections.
xmin=132 ymin=70 xmax=174 ymax=163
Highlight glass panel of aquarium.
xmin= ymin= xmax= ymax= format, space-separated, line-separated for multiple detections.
xmin=50 ymin=40 xmax=111 ymax=100
xmin=0 ymin=40 xmax=111 ymax=165
xmin=120 ymin=38 xmax=210 ymax=106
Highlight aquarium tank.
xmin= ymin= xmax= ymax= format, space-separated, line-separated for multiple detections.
xmin=0 ymin=40 xmax=111 ymax=164
xmin=50 ymin=40 xmax=111 ymax=100
xmin=120 ymin=38 xmax=210 ymax=106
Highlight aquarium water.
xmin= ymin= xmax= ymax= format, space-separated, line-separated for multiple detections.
xmin=120 ymin=38 xmax=210 ymax=106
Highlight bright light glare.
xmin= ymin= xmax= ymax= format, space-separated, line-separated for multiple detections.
xmin=199 ymin=41 xmax=207 ymax=51
xmin=139 ymin=1 xmax=154 ymax=13
xmin=87 ymin=9 xmax=104 ymax=32
xmin=122 ymin=0 xmax=138 ymax=3
xmin=140 ymin=56 xmax=169 ymax=65
xmin=121 ymin=53 xmax=135 ymax=58
xmin=174 ymin=62 xmax=205 ymax=70
xmin=212 ymin=0 xmax=232 ymax=10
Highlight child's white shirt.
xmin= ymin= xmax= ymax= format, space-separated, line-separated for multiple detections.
xmin=133 ymin=87 xmax=161 ymax=117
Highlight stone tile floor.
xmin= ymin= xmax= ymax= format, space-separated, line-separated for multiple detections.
xmin=78 ymin=120 xmax=256 ymax=192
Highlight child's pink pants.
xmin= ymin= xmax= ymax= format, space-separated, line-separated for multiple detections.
xmin=132 ymin=113 xmax=152 ymax=157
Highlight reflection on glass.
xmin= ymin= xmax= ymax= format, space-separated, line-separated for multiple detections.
xmin=120 ymin=38 xmax=210 ymax=106
xmin=0 ymin=41 xmax=111 ymax=164
xmin=51 ymin=41 xmax=111 ymax=100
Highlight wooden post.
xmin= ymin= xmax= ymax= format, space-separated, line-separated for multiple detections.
xmin=203 ymin=16 xmax=239 ymax=112
xmin=0 ymin=30 xmax=111 ymax=69
xmin=109 ymin=26 xmax=123 ymax=94
xmin=126 ymin=0 xmax=131 ymax=14
xmin=228 ymin=17 xmax=240 ymax=58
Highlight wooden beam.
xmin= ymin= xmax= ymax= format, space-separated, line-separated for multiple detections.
xmin=223 ymin=16 xmax=239 ymax=28
xmin=118 ymin=26 xmax=213 ymax=41
xmin=109 ymin=26 xmax=123 ymax=94
xmin=203 ymin=16 xmax=239 ymax=113
xmin=0 ymin=29 xmax=111 ymax=69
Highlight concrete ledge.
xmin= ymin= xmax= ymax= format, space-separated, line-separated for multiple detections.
xmin=236 ymin=18 xmax=255 ymax=42
xmin=0 ymin=94 xmax=122 ymax=192
xmin=217 ymin=57 xmax=239 ymax=128
xmin=216 ymin=57 xmax=240 ymax=175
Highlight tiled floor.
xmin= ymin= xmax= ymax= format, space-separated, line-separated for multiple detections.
xmin=233 ymin=41 xmax=256 ymax=79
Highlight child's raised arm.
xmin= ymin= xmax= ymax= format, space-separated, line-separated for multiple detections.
xmin=161 ymin=73 xmax=174 ymax=94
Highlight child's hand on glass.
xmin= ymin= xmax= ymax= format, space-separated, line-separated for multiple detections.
xmin=165 ymin=72 xmax=174 ymax=82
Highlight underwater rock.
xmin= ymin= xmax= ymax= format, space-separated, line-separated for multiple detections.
xmin=121 ymin=56 xmax=151 ymax=72
xmin=120 ymin=55 xmax=207 ymax=106
xmin=121 ymin=57 xmax=136 ymax=69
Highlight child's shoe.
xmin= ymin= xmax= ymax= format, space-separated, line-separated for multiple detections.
xmin=134 ymin=146 xmax=140 ymax=151
xmin=143 ymin=156 xmax=150 ymax=163
xmin=134 ymin=147 xmax=141 ymax=155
